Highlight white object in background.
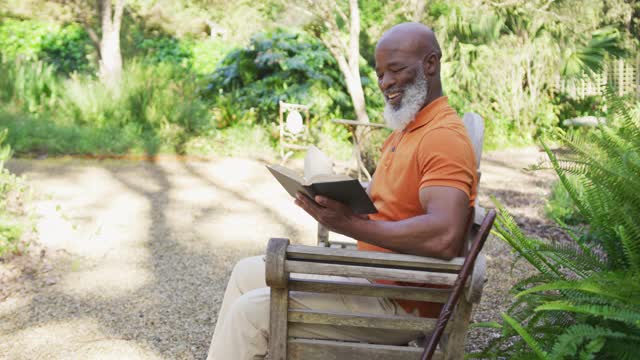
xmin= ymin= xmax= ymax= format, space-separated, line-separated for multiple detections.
xmin=285 ymin=111 xmax=304 ymax=134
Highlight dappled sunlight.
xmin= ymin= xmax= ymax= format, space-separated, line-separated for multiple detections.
xmin=0 ymin=317 xmax=162 ymax=360
xmin=0 ymin=293 xmax=31 ymax=319
xmin=32 ymin=165 xmax=152 ymax=259
xmin=58 ymin=260 xmax=152 ymax=300
xmin=196 ymin=210 xmax=302 ymax=247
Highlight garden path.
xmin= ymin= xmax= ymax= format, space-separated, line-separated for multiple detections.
xmin=0 ymin=147 xmax=558 ymax=359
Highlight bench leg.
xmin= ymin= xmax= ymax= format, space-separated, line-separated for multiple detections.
xmin=317 ymin=223 xmax=329 ymax=247
xmin=442 ymin=296 xmax=473 ymax=360
xmin=269 ymin=288 xmax=289 ymax=360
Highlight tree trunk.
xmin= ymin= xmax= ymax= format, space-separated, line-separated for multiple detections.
xmin=305 ymin=0 xmax=369 ymax=123
xmin=408 ymin=0 xmax=425 ymax=21
xmin=346 ymin=0 xmax=369 ymax=123
xmin=98 ymin=0 xmax=124 ymax=86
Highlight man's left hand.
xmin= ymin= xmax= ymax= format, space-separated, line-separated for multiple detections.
xmin=294 ymin=193 xmax=367 ymax=236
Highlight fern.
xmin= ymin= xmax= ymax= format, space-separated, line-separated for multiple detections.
xmin=501 ymin=313 xmax=548 ymax=359
xmin=535 ymin=302 xmax=640 ymax=327
xmin=474 ymin=95 xmax=640 ymax=359
xmin=548 ymin=324 xmax=639 ymax=359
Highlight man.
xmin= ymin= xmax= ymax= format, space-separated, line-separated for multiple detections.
xmin=207 ymin=22 xmax=477 ymax=359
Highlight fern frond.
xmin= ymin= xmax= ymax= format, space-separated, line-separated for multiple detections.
xmin=517 ymin=274 xmax=640 ymax=306
xmin=501 ymin=313 xmax=548 ymax=359
xmin=548 ymin=324 xmax=640 ymax=359
xmin=535 ymin=301 xmax=640 ymax=327
xmin=492 ymin=198 xmax=564 ymax=278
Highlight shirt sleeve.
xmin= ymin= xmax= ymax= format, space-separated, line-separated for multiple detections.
xmin=417 ymin=127 xmax=476 ymax=198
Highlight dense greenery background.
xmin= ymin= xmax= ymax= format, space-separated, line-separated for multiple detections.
xmin=0 ymin=0 xmax=638 ymax=157
xmin=0 ymin=1 xmax=639 ymax=357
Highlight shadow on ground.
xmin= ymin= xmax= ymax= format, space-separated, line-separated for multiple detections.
xmin=1 ymin=147 xmax=561 ymax=358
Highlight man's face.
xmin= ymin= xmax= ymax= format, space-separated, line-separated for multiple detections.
xmin=375 ymin=46 xmax=428 ymax=130
xmin=375 ymin=47 xmax=424 ymax=110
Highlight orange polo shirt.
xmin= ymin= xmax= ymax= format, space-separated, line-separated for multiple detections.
xmin=357 ymin=96 xmax=478 ymax=318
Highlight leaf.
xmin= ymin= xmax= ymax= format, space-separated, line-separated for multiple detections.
xmin=501 ymin=313 xmax=548 ymax=359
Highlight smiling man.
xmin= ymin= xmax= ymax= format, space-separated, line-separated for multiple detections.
xmin=206 ymin=22 xmax=478 ymax=359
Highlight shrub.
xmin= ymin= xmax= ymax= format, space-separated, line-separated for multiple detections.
xmin=473 ymin=99 xmax=640 ymax=359
xmin=0 ymin=129 xmax=33 ymax=257
xmin=0 ymin=19 xmax=93 ymax=74
xmin=138 ymin=36 xmax=193 ymax=68
xmin=544 ymin=178 xmax=586 ymax=226
xmin=0 ymin=59 xmax=213 ymax=155
xmin=39 ymin=23 xmax=93 ymax=74
xmin=206 ymin=29 xmax=382 ymax=127
xmin=0 ymin=58 xmax=61 ymax=113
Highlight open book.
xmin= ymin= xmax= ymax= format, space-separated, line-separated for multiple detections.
xmin=267 ymin=146 xmax=377 ymax=214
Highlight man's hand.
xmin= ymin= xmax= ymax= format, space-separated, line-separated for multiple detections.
xmin=294 ymin=193 xmax=367 ymax=236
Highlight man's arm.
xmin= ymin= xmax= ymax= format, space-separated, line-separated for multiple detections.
xmin=295 ymin=186 xmax=470 ymax=259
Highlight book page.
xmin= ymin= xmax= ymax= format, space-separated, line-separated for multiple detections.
xmin=304 ymin=145 xmax=334 ymax=180
xmin=307 ymin=173 xmax=352 ymax=184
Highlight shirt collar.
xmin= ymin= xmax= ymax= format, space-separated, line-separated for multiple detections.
xmin=403 ymin=96 xmax=449 ymax=133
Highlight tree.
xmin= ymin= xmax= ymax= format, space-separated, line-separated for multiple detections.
xmin=96 ymin=0 xmax=124 ymax=84
xmin=301 ymin=0 xmax=370 ymax=123
xmin=49 ymin=0 xmax=124 ymax=85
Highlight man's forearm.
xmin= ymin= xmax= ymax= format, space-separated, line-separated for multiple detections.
xmin=346 ymin=215 xmax=463 ymax=259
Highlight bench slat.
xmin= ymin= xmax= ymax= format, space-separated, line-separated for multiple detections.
xmin=286 ymin=261 xmax=458 ymax=286
xmin=287 ymin=245 xmax=464 ymax=272
xmin=288 ymin=309 xmax=436 ymax=331
xmin=288 ymin=338 xmax=443 ymax=360
xmin=289 ymin=279 xmax=450 ymax=303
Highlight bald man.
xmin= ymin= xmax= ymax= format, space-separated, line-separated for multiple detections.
xmin=207 ymin=23 xmax=477 ymax=359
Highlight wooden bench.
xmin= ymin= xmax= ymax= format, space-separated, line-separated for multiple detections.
xmin=265 ymin=209 xmax=494 ymax=359
xmin=264 ymin=112 xmax=490 ymax=359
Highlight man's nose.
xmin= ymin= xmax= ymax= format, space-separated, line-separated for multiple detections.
xmin=379 ymin=73 xmax=396 ymax=91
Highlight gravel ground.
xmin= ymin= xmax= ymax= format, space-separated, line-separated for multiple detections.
xmin=0 ymin=147 xmax=559 ymax=359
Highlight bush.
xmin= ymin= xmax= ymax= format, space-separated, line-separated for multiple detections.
xmin=39 ymin=23 xmax=93 ymax=74
xmin=206 ymin=29 xmax=381 ymax=128
xmin=0 ymin=19 xmax=93 ymax=74
xmin=474 ymin=100 xmax=640 ymax=359
xmin=0 ymin=129 xmax=33 ymax=257
xmin=0 ymin=108 xmax=145 ymax=155
xmin=0 ymin=60 xmax=213 ymax=155
xmin=138 ymin=36 xmax=193 ymax=68
xmin=0 ymin=58 xmax=61 ymax=113
xmin=544 ymin=178 xmax=586 ymax=225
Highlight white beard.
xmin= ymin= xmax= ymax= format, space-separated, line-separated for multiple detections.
xmin=383 ymin=68 xmax=429 ymax=131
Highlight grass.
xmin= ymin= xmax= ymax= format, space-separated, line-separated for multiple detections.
xmin=0 ymin=107 xmax=154 ymax=156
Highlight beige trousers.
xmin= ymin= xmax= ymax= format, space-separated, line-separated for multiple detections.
xmin=207 ymin=256 xmax=421 ymax=360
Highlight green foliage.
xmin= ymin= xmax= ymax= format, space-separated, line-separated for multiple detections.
xmin=561 ymin=27 xmax=627 ymax=78
xmin=545 ymin=178 xmax=586 ymax=226
xmin=138 ymin=36 xmax=193 ymax=68
xmin=206 ymin=29 xmax=382 ymax=128
xmin=38 ymin=23 xmax=93 ymax=74
xmin=0 ymin=129 xmax=33 ymax=257
xmin=0 ymin=58 xmax=61 ymax=113
xmin=0 ymin=19 xmax=93 ymax=74
xmin=0 ymin=59 xmax=212 ymax=155
xmin=473 ymin=98 xmax=640 ymax=358
xmin=0 ymin=108 xmax=148 ymax=155
xmin=432 ymin=0 xmax=632 ymax=149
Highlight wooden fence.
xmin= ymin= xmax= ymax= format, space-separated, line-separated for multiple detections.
xmin=555 ymin=57 xmax=640 ymax=99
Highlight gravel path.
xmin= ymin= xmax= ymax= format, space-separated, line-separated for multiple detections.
xmin=0 ymin=147 xmax=558 ymax=359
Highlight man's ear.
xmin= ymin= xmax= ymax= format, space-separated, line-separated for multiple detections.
xmin=422 ymin=53 xmax=439 ymax=76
